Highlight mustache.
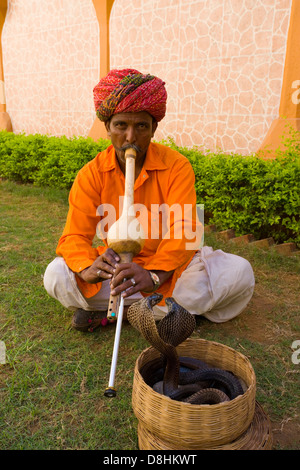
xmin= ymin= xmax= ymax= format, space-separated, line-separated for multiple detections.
xmin=118 ymin=143 xmax=142 ymax=153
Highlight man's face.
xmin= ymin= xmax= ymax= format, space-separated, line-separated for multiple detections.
xmin=105 ymin=112 xmax=158 ymax=166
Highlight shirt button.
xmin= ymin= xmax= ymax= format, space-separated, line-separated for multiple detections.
xmin=143 ymin=174 xmax=146 ymax=178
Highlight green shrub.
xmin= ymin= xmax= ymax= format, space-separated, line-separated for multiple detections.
xmin=160 ymin=129 xmax=300 ymax=245
xmin=0 ymin=129 xmax=299 ymax=245
xmin=192 ymin=151 xmax=300 ymax=245
xmin=0 ymin=132 xmax=110 ymax=188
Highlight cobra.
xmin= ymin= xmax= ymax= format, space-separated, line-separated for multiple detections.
xmin=127 ymin=293 xmax=244 ymax=404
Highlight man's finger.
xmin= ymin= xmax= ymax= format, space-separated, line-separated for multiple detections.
xmin=110 ymin=268 xmax=133 ymax=287
xmin=96 ymin=268 xmax=113 ymax=279
xmin=104 ymin=249 xmax=120 ymax=265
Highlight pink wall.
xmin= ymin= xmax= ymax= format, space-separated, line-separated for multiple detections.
xmin=110 ymin=0 xmax=292 ymax=154
xmin=2 ymin=0 xmax=292 ymax=154
xmin=2 ymin=0 xmax=99 ymax=137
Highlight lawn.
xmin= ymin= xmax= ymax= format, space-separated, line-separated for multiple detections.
xmin=0 ymin=180 xmax=299 ymax=450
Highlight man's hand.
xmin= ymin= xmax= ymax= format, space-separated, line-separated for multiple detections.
xmin=110 ymin=263 xmax=174 ymax=298
xmin=110 ymin=263 xmax=153 ymax=297
xmin=76 ymin=248 xmax=120 ymax=284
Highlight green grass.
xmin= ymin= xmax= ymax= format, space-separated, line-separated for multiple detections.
xmin=0 ymin=180 xmax=299 ymax=450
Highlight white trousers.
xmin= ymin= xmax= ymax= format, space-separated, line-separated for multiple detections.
xmin=43 ymin=246 xmax=255 ymax=323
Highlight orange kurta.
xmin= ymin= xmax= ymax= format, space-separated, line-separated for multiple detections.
xmin=56 ymin=142 xmax=201 ymax=302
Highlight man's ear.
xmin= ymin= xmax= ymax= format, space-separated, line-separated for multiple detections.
xmin=105 ymin=120 xmax=111 ymax=137
xmin=152 ymin=120 xmax=158 ymax=137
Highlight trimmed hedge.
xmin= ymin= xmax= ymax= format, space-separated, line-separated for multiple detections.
xmin=0 ymin=129 xmax=299 ymax=245
xmin=0 ymin=132 xmax=110 ymax=189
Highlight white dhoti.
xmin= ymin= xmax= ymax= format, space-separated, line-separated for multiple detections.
xmin=43 ymin=246 xmax=255 ymax=323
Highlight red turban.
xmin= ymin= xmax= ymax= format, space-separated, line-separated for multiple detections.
xmin=93 ymin=69 xmax=167 ymax=122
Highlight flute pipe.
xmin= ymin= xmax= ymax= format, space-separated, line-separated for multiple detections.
xmin=107 ymin=252 xmax=132 ymax=320
xmin=122 ymin=150 xmax=136 ymax=212
xmin=104 ymin=146 xmax=141 ymax=394
xmin=104 ymin=251 xmax=132 ymax=395
xmin=104 ymin=294 xmax=125 ymax=397
xmin=106 ymin=147 xmax=137 ymax=321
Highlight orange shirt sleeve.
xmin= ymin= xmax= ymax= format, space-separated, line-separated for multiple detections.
xmin=141 ymin=156 xmax=202 ymax=303
xmin=56 ymin=161 xmax=102 ymax=273
xmin=56 ymin=159 xmax=106 ymax=297
xmin=142 ymin=158 xmax=201 ymax=272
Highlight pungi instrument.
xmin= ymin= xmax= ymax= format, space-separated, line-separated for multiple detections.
xmin=104 ymin=147 xmax=145 ymax=397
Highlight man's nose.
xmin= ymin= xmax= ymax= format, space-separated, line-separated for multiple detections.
xmin=125 ymin=126 xmax=137 ymax=144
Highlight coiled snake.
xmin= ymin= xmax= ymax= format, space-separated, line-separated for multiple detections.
xmin=127 ymin=293 xmax=244 ymax=405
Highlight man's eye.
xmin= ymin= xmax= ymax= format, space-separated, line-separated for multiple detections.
xmin=115 ymin=122 xmax=126 ymax=128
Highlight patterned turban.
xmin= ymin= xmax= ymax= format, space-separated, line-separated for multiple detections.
xmin=93 ymin=69 xmax=167 ymax=122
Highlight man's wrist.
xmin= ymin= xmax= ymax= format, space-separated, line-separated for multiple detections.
xmin=76 ymin=266 xmax=90 ymax=280
xmin=148 ymin=271 xmax=161 ymax=291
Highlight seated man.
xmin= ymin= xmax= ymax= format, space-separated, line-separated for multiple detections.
xmin=43 ymin=68 xmax=255 ymax=332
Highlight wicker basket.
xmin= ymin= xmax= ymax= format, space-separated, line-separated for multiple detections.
xmin=132 ymin=338 xmax=257 ymax=449
xmin=138 ymin=402 xmax=273 ymax=450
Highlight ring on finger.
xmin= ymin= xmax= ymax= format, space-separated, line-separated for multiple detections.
xmin=96 ymin=269 xmax=102 ymax=277
xmin=131 ymin=277 xmax=136 ymax=286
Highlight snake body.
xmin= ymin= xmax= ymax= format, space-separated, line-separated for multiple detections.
xmin=127 ymin=293 xmax=244 ymax=404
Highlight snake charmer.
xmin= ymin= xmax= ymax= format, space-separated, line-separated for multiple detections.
xmin=43 ymin=68 xmax=255 ymax=332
